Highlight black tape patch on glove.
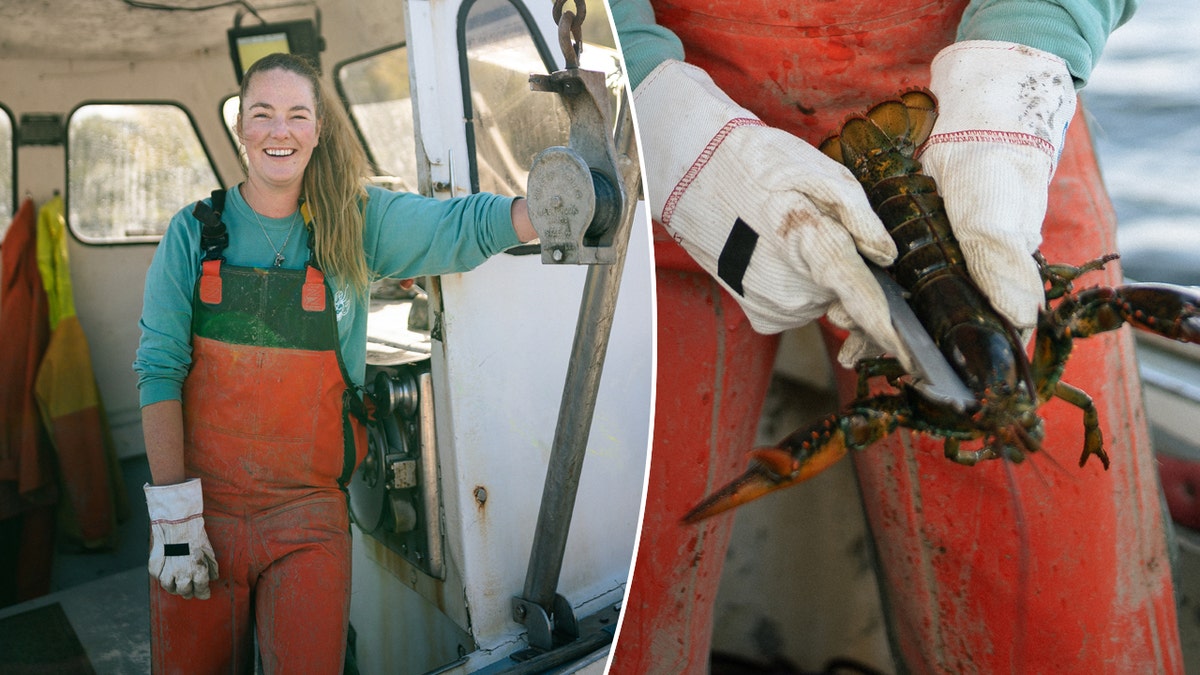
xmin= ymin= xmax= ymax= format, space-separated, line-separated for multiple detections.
xmin=164 ymin=543 xmax=191 ymax=556
xmin=717 ymin=218 xmax=758 ymax=296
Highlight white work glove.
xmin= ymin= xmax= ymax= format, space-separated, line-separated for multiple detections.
xmin=920 ymin=40 xmax=1077 ymax=332
xmin=634 ymin=59 xmax=908 ymax=368
xmin=145 ymin=478 xmax=219 ymax=600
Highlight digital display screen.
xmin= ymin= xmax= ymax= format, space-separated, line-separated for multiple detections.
xmin=227 ymin=20 xmax=322 ymax=83
xmin=235 ymin=32 xmax=290 ymax=74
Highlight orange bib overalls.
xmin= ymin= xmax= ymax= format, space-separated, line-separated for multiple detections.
xmin=150 ymin=191 xmax=369 ymax=674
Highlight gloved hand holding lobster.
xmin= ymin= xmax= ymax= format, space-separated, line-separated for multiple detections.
xmin=636 ymin=38 xmax=1079 ymax=361
xmin=633 ymin=58 xmax=913 ymax=371
xmin=922 ymin=40 xmax=1078 ymax=333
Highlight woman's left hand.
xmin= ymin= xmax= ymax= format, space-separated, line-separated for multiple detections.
xmin=919 ymin=40 xmax=1077 ymax=333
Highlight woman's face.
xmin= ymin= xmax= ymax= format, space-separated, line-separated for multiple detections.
xmin=237 ymin=68 xmax=321 ymax=195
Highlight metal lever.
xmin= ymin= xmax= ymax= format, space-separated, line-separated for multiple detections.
xmin=513 ymin=93 xmax=640 ymax=651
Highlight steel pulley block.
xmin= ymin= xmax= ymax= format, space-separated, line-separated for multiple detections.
xmin=527 ymin=67 xmax=625 ymax=265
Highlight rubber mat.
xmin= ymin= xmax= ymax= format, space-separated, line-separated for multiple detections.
xmin=0 ymin=601 xmax=95 ymax=674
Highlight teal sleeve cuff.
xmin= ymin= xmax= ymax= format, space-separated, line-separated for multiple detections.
xmin=958 ymin=0 xmax=1139 ymax=87
xmin=491 ymin=196 xmax=523 ymax=252
xmin=138 ymin=379 xmax=182 ymax=408
xmin=610 ymin=0 xmax=685 ymax=89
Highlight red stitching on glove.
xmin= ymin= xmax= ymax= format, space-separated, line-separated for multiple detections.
xmin=918 ymin=129 xmax=1054 ymax=158
xmin=661 ymin=118 xmax=766 ymax=227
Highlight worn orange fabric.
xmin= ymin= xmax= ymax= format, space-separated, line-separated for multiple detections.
xmin=35 ymin=315 xmax=124 ymax=548
xmin=0 ymin=198 xmax=56 ymax=604
xmin=31 ymin=192 xmax=124 ymax=549
xmin=0 ymin=198 xmax=54 ymax=505
xmin=152 ymin=254 xmax=366 ymax=674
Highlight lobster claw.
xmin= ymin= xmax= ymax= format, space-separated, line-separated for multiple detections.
xmin=1061 ymin=283 xmax=1200 ymax=343
xmin=682 ymin=429 xmax=857 ymax=523
xmin=683 ymin=405 xmax=900 ymax=523
xmin=681 ymin=461 xmax=784 ymax=524
xmin=1115 ymin=283 xmax=1200 ymax=342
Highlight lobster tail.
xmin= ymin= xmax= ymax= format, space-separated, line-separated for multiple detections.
xmin=899 ymin=89 xmax=937 ymax=146
xmin=819 ymin=89 xmax=938 ymax=186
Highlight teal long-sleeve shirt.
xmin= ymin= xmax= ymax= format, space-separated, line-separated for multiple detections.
xmin=133 ymin=184 xmax=520 ymax=407
xmin=611 ymin=0 xmax=1139 ymax=90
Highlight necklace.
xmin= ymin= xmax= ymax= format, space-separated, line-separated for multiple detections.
xmin=251 ymin=208 xmax=299 ymax=267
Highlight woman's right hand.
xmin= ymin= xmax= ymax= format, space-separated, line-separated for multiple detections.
xmin=145 ymin=478 xmax=219 ymax=600
xmin=635 ymin=59 xmax=909 ymax=368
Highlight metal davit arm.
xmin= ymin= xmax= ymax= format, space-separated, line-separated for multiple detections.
xmin=514 ymin=33 xmax=643 ymax=655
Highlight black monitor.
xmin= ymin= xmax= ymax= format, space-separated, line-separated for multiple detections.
xmin=227 ymin=19 xmax=323 ymax=83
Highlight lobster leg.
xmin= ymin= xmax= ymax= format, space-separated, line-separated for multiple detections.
xmin=1037 ymin=251 xmax=1119 ymax=301
xmin=1053 ymin=380 xmax=1108 ymax=468
xmin=1034 ymin=278 xmax=1200 ymax=469
xmin=943 ymin=438 xmax=998 ymax=467
xmin=854 ymin=357 xmax=906 ymax=399
xmin=682 ymin=397 xmax=905 ymax=523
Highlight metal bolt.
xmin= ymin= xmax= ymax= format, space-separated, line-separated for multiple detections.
xmin=515 ymin=604 xmax=527 ymax=620
xmin=474 ymin=486 xmax=488 ymax=505
xmin=552 ymin=249 xmax=564 ymax=262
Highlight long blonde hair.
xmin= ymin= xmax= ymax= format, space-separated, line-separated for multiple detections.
xmin=240 ymin=53 xmax=372 ymax=294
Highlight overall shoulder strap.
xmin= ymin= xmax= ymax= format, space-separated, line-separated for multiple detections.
xmin=299 ymin=196 xmax=319 ymax=270
xmin=192 ymin=188 xmax=229 ymax=262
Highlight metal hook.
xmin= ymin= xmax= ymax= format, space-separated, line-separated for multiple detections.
xmin=552 ymin=0 xmax=585 ymax=68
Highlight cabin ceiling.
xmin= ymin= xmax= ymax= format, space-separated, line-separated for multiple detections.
xmin=0 ymin=0 xmax=361 ymax=61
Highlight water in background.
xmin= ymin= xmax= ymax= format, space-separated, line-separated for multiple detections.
xmin=1086 ymin=0 xmax=1200 ymax=286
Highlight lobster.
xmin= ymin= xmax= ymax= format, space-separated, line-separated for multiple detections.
xmin=684 ymin=89 xmax=1200 ymax=523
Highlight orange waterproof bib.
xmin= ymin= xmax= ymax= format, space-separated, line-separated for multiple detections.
xmin=150 ymin=192 xmax=368 ymax=674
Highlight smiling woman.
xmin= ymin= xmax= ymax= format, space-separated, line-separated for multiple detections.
xmin=237 ymin=69 xmax=322 ymax=213
xmin=235 ymin=55 xmax=371 ymax=291
xmin=0 ymin=2 xmax=649 ymax=673
xmin=132 ymin=51 xmax=539 ymax=673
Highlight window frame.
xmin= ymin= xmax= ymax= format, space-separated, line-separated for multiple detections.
xmin=333 ymin=41 xmax=412 ymax=178
xmin=65 ymin=99 xmax=221 ymax=246
xmin=219 ymin=94 xmax=243 ymax=169
xmin=455 ymin=0 xmax=557 ymax=195
xmin=0 ymin=102 xmax=16 ymax=238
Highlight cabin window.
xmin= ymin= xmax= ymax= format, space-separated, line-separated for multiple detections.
xmin=459 ymin=0 xmax=621 ymax=198
xmin=67 ymin=103 xmax=219 ymax=244
xmin=0 ymin=107 xmax=13 ymax=240
xmin=337 ymin=45 xmax=420 ymax=193
xmin=221 ymin=96 xmax=246 ymax=169
xmin=460 ymin=0 xmax=568 ymax=196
